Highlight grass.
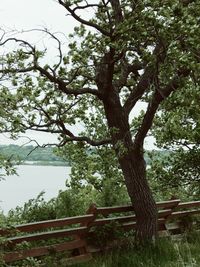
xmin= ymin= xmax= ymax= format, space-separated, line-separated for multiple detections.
xmin=72 ymin=231 xmax=200 ymax=267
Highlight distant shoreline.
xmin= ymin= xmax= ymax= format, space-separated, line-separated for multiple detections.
xmin=0 ymin=144 xmax=70 ymax=166
xmin=18 ymin=161 xmax=69 ymax=167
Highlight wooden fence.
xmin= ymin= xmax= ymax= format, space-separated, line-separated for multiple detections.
xmin=1 ymin=199 xmax=200 ymax=265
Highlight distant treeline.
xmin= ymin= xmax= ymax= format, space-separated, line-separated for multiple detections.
xmin=0 ymin=145 xmax=69 ymax=166
xmin=0 ymin=144 xmax=170 ymax=166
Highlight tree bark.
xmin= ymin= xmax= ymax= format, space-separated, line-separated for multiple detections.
xmin=118 ymin=151 xmax=158 ymax=242
xmin=102 ymin=89 xmax=158 ymax=242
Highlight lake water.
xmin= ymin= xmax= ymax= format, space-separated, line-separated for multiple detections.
xmin=0 ymin=165 xmax=71 ymax=214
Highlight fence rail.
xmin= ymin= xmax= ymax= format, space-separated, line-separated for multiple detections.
xmin=1 ymin=199 xmax=200 ymax=265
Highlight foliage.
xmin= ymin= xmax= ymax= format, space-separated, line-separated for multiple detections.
xmin=153 ymin=84 xmax=200 ymax=149
xmin=88 ymin=221 xmax=127 ymax=248
xmin=0 ymin=0 xmax=199 ymax=162
xmin=5 ymin=183 xmax=128 ymax=225
xmin=56 ymin=143 xmax=129 ymax=206
xmin=6 ymin=192 xmax=57 ymax=224
xmin=148 ymin=149 xmax=200 ymax=200
xmin=149 ymin=80 xmax=200 ymax=198
xmin=57 ymin=143 xmax=172 ymax=205
xmin=0 ymin=153 xmax=16 ymax=180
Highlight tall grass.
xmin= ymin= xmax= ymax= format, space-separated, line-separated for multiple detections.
xmin=72 ymin=231 xmax=200 ymax=267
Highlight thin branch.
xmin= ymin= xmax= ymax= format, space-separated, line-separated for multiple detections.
xmin=12 ymin=28 xmax=67 ymax=71
xmin=175 ymin=141 xmax=194 ymax=151
xmin=58 ymin=0 xmax=111 ymax=37
xmin=62 ymin=136 xmax=111 ymax=146
xmin=19 ymin=112 xmax=112 ymax=147
xmin=16 ymin=135 xmax=60 ymax=147
xmin=110 ymin=0 xmax=123 ymax=24
xmin=26 ymin=126 xmax=111 ymax=147
xmin=0 ymin=28 xmax=6 ymax=42
xmin=42 ymin=28 xmax=63 ymax=71
xmin=73 ymin=4 xmax=103 ymax=12
xmin=0 ymin=37 xmax=35 ymax=51
xmin=0 ymin=36 xmax=101 ymax=97
xmin=102 ymin=0 xmax=113 ymax=32
xmin=35 ymin=65 xmax=101 ymax=97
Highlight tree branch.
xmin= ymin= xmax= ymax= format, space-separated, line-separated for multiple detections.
xmin=124 ymin=43 xmax=166 ymax=115
xmin=58 ymin=0 xmax=111 ymax=36
xmin=73 ymin=4 xmax=103 ymax=12
xmin=110 ymin=0 xmax=123 ymax=24
xmin=19 ymin=110 xmax=112 ymax=147
xmin=0 ymin=36 xmax=101 ymax=98
xmin=62 ymin=136 xmax=112 ymax=146
xmin=35 ymin=64 xmax=101 ymax=97
xmin=114 ymin=59 xmax=143 ymax=91
xmin=102 ymin=0 xmax=113 ymax=33
xmin=133 ymin=68 xmax=191 ymax=149
xmin=26 ymin=126 xmax=111 ymax=147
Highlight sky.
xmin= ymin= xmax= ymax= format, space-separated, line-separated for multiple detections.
xmin=0 ymin=0 xmax=73 ymax=31
xmin=0 ymin=1 xmax=156 ymax=149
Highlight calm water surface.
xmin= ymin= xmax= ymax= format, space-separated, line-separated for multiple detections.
xmin=0 ymin=165 xmax=70 ymax=214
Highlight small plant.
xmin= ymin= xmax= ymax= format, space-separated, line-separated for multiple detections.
xmin=16 ymin=257 xmax=42 ymax=267
xmin=178 ymin=215 xmax=195 ymax=233
xmin=88 ymin=221 xmax=126 ymax=248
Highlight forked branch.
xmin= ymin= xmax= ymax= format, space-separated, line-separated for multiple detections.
xmin=133 ymin=68 xmax=191 ymax=149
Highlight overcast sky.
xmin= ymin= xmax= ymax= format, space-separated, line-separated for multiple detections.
xmin=0 ymin=1 xmax=156 ymax=149
xmin=0 ymin=0 xmax=72 ymax=31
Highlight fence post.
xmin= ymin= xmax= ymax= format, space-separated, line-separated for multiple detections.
xmin=86 ymin=203 xmax=97 ymax=221
xmin=75 ymin=203 xmax=97 ymax=256
xmin=163 ymin=198 xmax=180 ymax=236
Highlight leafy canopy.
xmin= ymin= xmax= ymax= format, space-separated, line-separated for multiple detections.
xmin=0 ymin=1 xmax=200 ymax=192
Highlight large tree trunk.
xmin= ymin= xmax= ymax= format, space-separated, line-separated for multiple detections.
xmin=102 ymin=91 xmax=158 ymax=242
xmin=118 ymin=151 xmax=158 ymax=242
xmin=95 ymin=49 xmax=157 ymax=241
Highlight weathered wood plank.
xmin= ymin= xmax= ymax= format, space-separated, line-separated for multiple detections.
xmin=90 ymin=209 xmax=173 ymax=227
xmin=96 ymin=205 xmax=133 ymax=215
xmin=156 ymin=199 xmax=180 ymax=208
xmin=122 ymin=218 xmax=166 ymax=230
xmin=7 ymin=226 xmax=88 ymax=245
xmin=170 ymin=209 xmax=200 ymax=219
xmin=95 ymin=200 xmax=180 ymax=216
xmin=4 ymin=239 xmax=87 ymax=263
xmin=177 ymin=201 xmax=200 ymax=209
xmin=0 ymin=214 xmax=94 ymax=236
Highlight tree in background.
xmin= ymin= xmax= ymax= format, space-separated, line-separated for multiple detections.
xmin=148 ymin=83 xmax=200 ymax=199
xmin=0 ymin=0 xmax=200 ymax=241
xmin=57 ymin=142 xmax=129 ymax=206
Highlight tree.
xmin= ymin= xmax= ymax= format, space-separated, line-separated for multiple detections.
xmin=57 ymin=142 xmax=129 ymax=206
xmin=0 ymin=0 xmax=199 ymax=241
xmin=148 ymin=80 xmax=200 ymax=199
